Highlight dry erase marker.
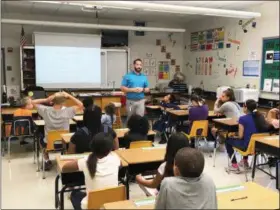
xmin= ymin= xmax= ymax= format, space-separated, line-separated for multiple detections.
xmin=231 ymin=196 xmax=248 ymax=202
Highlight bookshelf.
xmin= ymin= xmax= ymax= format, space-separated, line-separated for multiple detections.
xmin=20 ymin=45 xmax=36 ymax=90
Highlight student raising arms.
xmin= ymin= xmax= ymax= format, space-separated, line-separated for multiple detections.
xmin=63 ymin=132 xmax=121 ymax=210
xmin=226 ymin=99 xmax=272 ymax=173
xmin=136 ymin=133 xmax=189 ymax=189
xmin=68 ymin=103 xmax=119 ymax=154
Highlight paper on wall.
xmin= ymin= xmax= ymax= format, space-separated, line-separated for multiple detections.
xmin=6 ymin=85 xmax=20 ymax=100
xmin=143 ymin=58 xmax=150 ymax=66
xmin=263 ymin=78 xmax=272 ymax=91
xmin=249 ymin=51 xmax=257 ymax=60
xmin=150 ymin=58 xmax=156 ymax=67
xmin=272 ymin=79 xmax=279 ymax=92
xmin=265 ymin=50 xmax=274 ymax=64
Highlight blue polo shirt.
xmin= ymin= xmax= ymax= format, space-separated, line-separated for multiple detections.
xmin=121 ymin=71 xmax=149 ymax=100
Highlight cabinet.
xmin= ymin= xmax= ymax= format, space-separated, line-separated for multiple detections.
xmin=20 ymin=45 xmax=36 ymax=90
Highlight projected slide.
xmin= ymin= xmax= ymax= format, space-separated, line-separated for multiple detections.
xmin=35 ymin=32 xmax=101 ymax=89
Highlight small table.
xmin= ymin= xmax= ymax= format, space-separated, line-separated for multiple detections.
xmin=103 ymin=182 xmax=280 ymax=209
xmin=212 ymin=118 xmax=239 ymax=132
xmin=116 ymin=147 xmax=165 ymax=199
xmin=252 ymin=135 xmax=280 ymax=190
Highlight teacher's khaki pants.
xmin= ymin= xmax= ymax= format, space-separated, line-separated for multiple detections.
xmin=126 ymin=99 xmax=145 ymax=120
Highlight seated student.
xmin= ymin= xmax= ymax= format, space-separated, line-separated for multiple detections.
xmin=267 ymin=105 xmax=279 ymax=129
xmin=123 ymin=114 xmax=149 ymax=148
xmin=13 ymin=97 xmax=34 ymax=145
xmin=214 ymin=88 xmax=242 ymax=118
xmin=101 ymin=103 xmax=116 ymax=128
xmin=136 ymin=132 xmax=189 ymax=190
xmin=32 ymin=91 xmax=83 ymax=169
xmin=160 ymin=94 xmax=180 ymax=109
xmin=63 ymin=132 xmax=121 ymax=210
xmin=188 ymin=94 xmax=208 ymax=131
xmin=155 ymin=147 xmax=217 ymax=209
xmin=68 ymin=103 xmax=119 ymax=154
xmin=225 ymin=99 xmax=272 ymax=173
xmin=82 ymin=97 xmax=93 ymax=110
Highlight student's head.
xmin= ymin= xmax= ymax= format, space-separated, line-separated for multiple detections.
xmin=220 ymin=88 xmax=236 ymax=102
xmin=190 ymin=94 xmax=204 ymax=107
xmin=243 ymin=99 xmax=269 ymax=132
xmin=243 ymin=99 xmax=257 ymax=114
xmin=163 ymin=94 xmax=176 ymax=103
xmin=127 ymin=114 xmax=149 ymax=135
xmin=87 ymin=132 xmax=114 ymax=178
xmin=83 ymin=105 xmax=102 ymax=136
xmin=164 ymin=133 xmax=190 ymax=177
xmin=174 ymin=147 xmax=205 ymax=178
xmin=20 ymin=97 xmax=33 ymax=109
xmin=105 ymin=103 xmax=116 ymax=116
xmin=133 ymin=59 xmax=143 ymax=73
xmin=52 ymin=92 xmax=67 ymax=106
xmin=82 ymin=97 xmax=93 ymax=109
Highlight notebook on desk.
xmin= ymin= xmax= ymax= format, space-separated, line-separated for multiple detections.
xmin=60 ymin=154 xmax=88 ymax=160
xmin=134 ymin=197 xmax=156 ymax=207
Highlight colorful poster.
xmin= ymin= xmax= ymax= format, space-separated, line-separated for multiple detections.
xmin=191 ymin=27 xmax=225 ymax=51
xmin=158 ymin=61 xmax=170 ymax=80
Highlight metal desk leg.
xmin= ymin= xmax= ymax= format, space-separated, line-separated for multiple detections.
xmin=55 ymin=175 xmax=60 ymax=209
xmin=125 ymin=170 xmax=130 ymax=200
xmin=252 ymin=153 xmax=258 ymax=181
xmin=59 ymin=185 xmax=67 ymax=210
xmin=276 ymin=160 xmax=279 ymax=190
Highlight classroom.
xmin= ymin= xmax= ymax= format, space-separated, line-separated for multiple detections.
xmin=1 ymin=1 xmax=279 ymax=209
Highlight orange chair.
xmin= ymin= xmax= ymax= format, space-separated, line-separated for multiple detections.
xmin=42 ymin=129 xmax=69 ymax=179
xmin=88 ymin=185 xmax=126 ymax=209
xmin=228 ymin=133 xmax=271 ymax=181
xmin=129 ymin=141 xmax=153 ymax=149
xmin=183 ymin=120 xmax=210 ymax=155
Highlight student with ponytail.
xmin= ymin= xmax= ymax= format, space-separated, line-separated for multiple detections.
xmin=63 ymin=132 xmax=121 ymax=210
xmin=101 ymin=103 xmax=116 ymax=128
xmin=225 ymin=99 xmax=271 ymax=173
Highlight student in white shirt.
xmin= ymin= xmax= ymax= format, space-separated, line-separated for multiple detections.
xmin=62 ymin=132 xmax=121 ymax=210
xmin=136 ymin=132 xmax=190 ymax=189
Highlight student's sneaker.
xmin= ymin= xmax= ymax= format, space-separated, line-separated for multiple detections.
xmin=225 ymin=164 xmax=241 ymax=174
xmin=238 ymin=160 xmax=250 ymax=169
xmin=158 ymin=138 xmax=167 ymax=144
xmin=41 ymin=160 xmax=52 ymax=171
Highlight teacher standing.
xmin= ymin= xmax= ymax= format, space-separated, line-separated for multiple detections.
xmin=121 ymin=59 xmax=149 ymax=119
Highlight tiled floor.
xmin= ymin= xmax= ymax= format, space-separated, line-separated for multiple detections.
xmin=2 ymin=140 xmax=277 ymax=209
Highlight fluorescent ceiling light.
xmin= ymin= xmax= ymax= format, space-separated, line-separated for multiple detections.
xmin=1 ymin=18 xmax=186 ymax=33
xmin=31 ymin=0 xmax=261 ymax=19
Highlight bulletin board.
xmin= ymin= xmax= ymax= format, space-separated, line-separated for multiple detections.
xmin=260 ymin=37 xmax=280 ymax=91
xmin=191 ymin=27 xmax=225 ymax=51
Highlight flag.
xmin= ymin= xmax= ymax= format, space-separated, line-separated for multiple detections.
xmin=20 ymin=26 xmax=27 ymax=47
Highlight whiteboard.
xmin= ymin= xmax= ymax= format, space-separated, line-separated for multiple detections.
xmin=101 ymin=49 xmax=128 ymax=89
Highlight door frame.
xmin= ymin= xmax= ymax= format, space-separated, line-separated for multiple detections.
xmin=1 ymin=48 xmax=6 ymax=85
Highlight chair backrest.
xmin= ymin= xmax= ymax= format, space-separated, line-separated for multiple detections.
xmin=11 ymin=116 xmax=33 ymax=136
xmin=46 ymin=130 xmax=69 ymax=151
xmin=88 ymin=185 xmax=126 ymax=209
xmin=189 ymin=120 xmax=208 ymax=137
xmin=129 ymin=141 xmax=153 ymax=149
xmin=245 ymin=133 xmax=271 ymax=155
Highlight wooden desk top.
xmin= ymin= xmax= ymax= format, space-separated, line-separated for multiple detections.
xmin=34 ymin=119 xmax=76 ymax=126
xmin=61 ymin=133 xmax=74 ymax=143
xmin=213 ymin=118 xmax=238 ymax=126
xmin=103 ymin=182 xmax=280 ymax=209
xmin=167 ymin=110 xmax=216 ymax=117
xmin=256 ymin=135 xmax=280 ymax=148
xmin=146 ymin=104 xmax=188 ymax=111
xmin=116 ymin=147 xmax=165 ymax=164
xmin=56 ymin=151 xmax=128 ymax=173
xmin=145 ymin=105 xmax=161 ymax=110
xmin=115 ymin=128 xmax=156 ymax=138
xmin=73 ymin=115 xmax=83 ymax=122
xmin=1 ymin=107 xmax=38 ymax=115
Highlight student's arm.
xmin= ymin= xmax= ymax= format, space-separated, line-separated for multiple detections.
xmin=214 ymin=99 xmax=223 ymax=114
xmin=32 ymin=95 xmax=54 ymax=108
xmin=62 ymin=91 xmax=84 ymax=112
xmin=155 ymin=180 xmax=167 ymax=210
xmin=238 ymin=123 xmax=244 ymax=139
xmin=136 ymin=173 xmax=163 ymax=189
xmin=267 ymin=108 xmax=278 ymax=123
xmin=113 ymin=137 xmax=119 ymax=150
xmin=67 ymin=142 xmax=76 ymax=154
xmin=62 ymin=160 xmax=79 ymax=173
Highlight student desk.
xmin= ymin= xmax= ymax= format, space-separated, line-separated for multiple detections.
xmin=252 ymin=135 xmax=280 ymax=190
xmin=73 ymin=115 xmax=83 ymax=122
xmin=212 ymin=118 xmax=239 ymax=132
xmin=55 ymin=153 xmax=128 ymax=210
xmin=103 ymin=182 xmax=280 ymax=209
xmin=60 ymin=129 xmax=156 ymax=145
xmin=116 ymin=147 xmax=165 ymax=199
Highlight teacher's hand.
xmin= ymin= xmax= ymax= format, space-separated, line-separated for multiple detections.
xmin=133 ymin=88 xmax=143 ymax=93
